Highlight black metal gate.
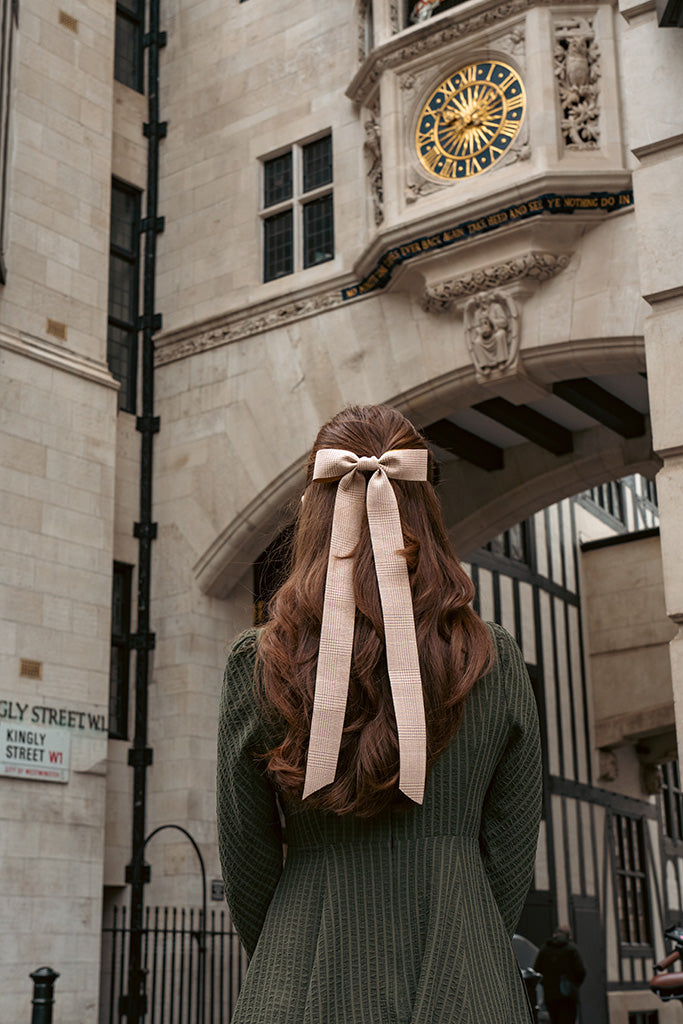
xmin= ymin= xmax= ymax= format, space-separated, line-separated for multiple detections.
xmin=101 ymin=906 xmax=247 ymax=1024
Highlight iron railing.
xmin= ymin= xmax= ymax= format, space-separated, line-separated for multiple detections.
xmin=101 ymin=906 xmax=247 ymax=1024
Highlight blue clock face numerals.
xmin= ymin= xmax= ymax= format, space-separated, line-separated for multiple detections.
xmin=415 ymin=61 xmax=526 ymax=180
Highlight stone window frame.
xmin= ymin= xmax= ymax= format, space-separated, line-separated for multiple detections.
xmin=107 ymin=178 xmax=142 ymax=413
xmin=115 ymin=0 xmax=145 ymax=94
xmin=0 ymin=0 xmax=18 ymax=284
xmin=260 ymin=132 xmax=334 ymax=283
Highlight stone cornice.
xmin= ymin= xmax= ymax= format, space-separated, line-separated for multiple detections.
xmin=347 ymin=0 xmax=616 ymax=106
xmin=0 ymin=325 xmax=118 ymax=389
xmin=154 ymin=277 xmax=364 ymax=367
xmin=618 ymin=0 xmax=655 ymax=22
xmin=632 ymin=131 xmax=683 ymax=163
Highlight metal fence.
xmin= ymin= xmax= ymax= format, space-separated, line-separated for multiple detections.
xmin=101 ymin=906 xmax=248 ymax=1024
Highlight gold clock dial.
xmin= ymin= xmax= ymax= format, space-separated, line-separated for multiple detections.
xmin=415 ymin=61 xmax=526 ymax=180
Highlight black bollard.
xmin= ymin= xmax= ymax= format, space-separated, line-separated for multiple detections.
xmin=30 ymin=967 xmax=59 ymax=1024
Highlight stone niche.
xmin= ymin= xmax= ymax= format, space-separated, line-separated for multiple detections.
xmin=581 ymin=531 xmax=677 ymax=789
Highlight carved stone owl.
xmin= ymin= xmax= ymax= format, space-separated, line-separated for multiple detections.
xmin=565 ymin=37 xmax=590 ymax=87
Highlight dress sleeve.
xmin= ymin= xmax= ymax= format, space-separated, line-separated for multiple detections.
xmin=216 ymin=630 xmax=284 ymax=958
xmin=479 ymin=626 xmax=543 ymax=937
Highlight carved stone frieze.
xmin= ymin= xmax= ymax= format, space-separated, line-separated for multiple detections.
xmin=155 ymin=289 xmax=349 ymax=366
xmin=465 ymin=292 xmax=520 ymax=376
xmin=364 ymin=114 xmax=384 ymax=226
xmin=554 ymin=16 xmax=601 ymax=150
xmin=348 ymin=0 xmax=590 ymax=106
xmin=421 ymin=251 xmax=571 ymax=312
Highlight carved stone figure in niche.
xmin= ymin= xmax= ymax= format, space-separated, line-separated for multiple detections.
xmin=408 ymin=0 xmax=461 ymax=23
xmin=410 ymin=0 xmax=443 ymax=21
xmin=554 ymin=17 xmax=601 ymax=150
xmin=465 ymin=292 xmax=520 ymax=375
xmin=364 ymin=116 xmax=384 ymax=226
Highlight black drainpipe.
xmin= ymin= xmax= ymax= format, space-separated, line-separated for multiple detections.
xmin=121 ymin=1 xmax=166 ymax=1021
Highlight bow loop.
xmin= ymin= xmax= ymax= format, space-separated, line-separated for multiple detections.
xmin=303 ymin=446 xmax=429 ymax=804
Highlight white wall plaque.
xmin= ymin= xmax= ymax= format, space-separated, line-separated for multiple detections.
xmin=0 ymin=723 xmax=71 ymax=783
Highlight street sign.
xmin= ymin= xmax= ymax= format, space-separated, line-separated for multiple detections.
xmin=0 ymin=723 xmax=70 ymax=783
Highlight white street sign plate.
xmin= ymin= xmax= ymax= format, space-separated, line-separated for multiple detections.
xmin=0 ymin=723 xmax=71 ymax=783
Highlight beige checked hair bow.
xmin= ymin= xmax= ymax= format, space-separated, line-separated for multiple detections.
xmin=302 ymin=447 xmax=429 ymax=804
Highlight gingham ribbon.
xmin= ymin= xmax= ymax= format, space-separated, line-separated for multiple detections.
xmin=302 ymin=448 xmax=429 ymax=804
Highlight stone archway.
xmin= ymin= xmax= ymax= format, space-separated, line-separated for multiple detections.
xmin=194 ymin=340 xmax=655 ymax=597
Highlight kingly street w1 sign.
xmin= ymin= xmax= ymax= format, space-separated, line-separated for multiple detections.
xmin=0 ymin=723 xmax=71 ymax=783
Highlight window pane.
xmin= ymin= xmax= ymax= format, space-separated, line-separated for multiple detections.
xmin=114 ymin=11 xmax=142 ymax=92
xmin=264 ymin=152 xmax=292 ymax=207
xmin=264 ymin=209 xmax=293 ymax=281
xmin=109 ymin=564 xmax=132 ymax=740
xmin=109 ymin=645 xmax=129 ymax=739
xmin=110 ymin=187 xmax=138 ymax=253
xmin=507 ymin=523 xmax=527 ymax=562
xmin=302 ymin=135 xmax=332 ymax=193
xmin=112 ymin=569 xmax=126 ymax=635
xmin=109 ymin=254 xmax=137 ymax=324
xmin=107 ymin=324 xmax=136 ymax=412
xmin=612 ymin=814 xmax=653 ymax=947
xmin=303 ymin=194 xmax=333 ymax=269
xmin=487 ymin=534 xmax=505 ymax=556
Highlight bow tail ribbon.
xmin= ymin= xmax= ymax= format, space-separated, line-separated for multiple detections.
xmin=366 ymin=471 xmax=426 ymax=803
xmin=302 ymin=471 xmax=366 ymax=800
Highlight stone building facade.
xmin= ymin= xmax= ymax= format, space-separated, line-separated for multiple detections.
xmin=1 ymin=0 xmax=682 ymax=1020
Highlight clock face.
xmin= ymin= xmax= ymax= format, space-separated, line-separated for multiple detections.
xmin=415 ymin=61 xmax=526 ymax=180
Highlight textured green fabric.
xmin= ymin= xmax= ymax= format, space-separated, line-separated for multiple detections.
xmin=217 ymin=623 xmax=542 ymax=1023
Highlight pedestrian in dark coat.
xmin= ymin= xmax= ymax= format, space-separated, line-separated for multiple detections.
xmin=534 ymin=926 xmax=586 ymax=1024
xmin=217 ymin=404 xmax=543 ymax=1023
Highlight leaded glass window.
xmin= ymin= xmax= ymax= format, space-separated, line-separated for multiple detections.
xmin=115 ymin=0 xmax=144 ymax=93
xmin=107 ymin=180 xmax=141 ymax=413
xmin=262 ymin=134 xmax=334 ymax=282
xmin=611 ymin=813 xmax=652 ymax=951
xmin=109 ymin=563 xmax=133 ymax=740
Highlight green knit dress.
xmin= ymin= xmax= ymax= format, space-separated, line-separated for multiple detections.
xmin=216 ymin=623 xmax=542 ymax=1024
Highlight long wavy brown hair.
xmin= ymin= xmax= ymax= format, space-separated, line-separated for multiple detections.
xmin=256 ymin=404 xmax=493 ymax=817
